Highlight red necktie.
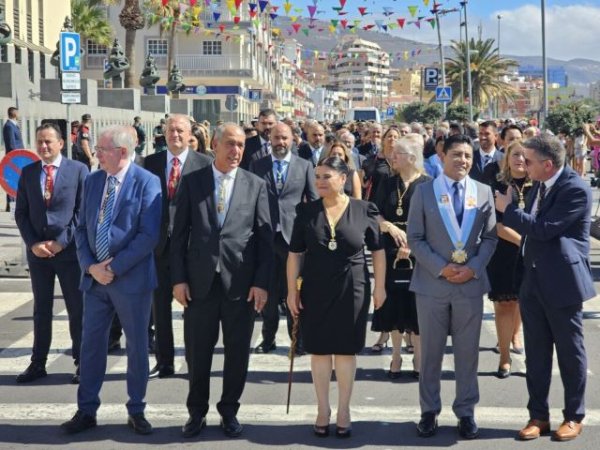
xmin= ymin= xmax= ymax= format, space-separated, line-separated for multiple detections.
xmin=44 ymin=165 xmax=54 ymax=207
xmin=168 ymin=157 xmax=181 ymax=200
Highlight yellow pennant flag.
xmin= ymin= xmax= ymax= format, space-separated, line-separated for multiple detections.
xmin=423 ymin=0 xmax=430 ymax=7
xmin=291 ymin=16 xmax=298 ymax=22
xmin=403 ymin=51 xmax=409 ymax=60
xmin=329 ymin=24 xmax=336 ymax=33
xmin=408 ymin=5 xmax=419 ymax=17
xmin=284 ymin=2 xmax=292 ymax=15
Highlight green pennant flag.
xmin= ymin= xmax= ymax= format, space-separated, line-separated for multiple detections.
xmin=331 ymin=19 xmax=339 ymax=27
xmin=429 ymin=19 xmax=436 ymax=29
xmin=388 ymin=22 xmax=397 ymax=30
xmin=302 ymin=28 xmax=309 ymax=36
xmin=408 ymin=5 xmax=418 ymax=17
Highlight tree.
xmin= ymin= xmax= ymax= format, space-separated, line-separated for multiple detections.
xmin=445 ymin=104 xmax=474 ymax=122
xmin=545 ymin=102 xmax=596 ymax=136
xmin=143 ymin=0 xmax=180 ymax=73
xmin=118 ymin=0 xmax=145 ymax=87
xmin=398 ymin=102 xmax=443 ymax=124
xmin=445 ymin=38 xmax=518 ymax=113
xmin=71 ymin=0 xmax=113 ymax=47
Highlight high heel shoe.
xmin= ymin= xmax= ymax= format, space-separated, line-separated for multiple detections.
xmin=335 ymin=425 xmax=352 ymax=438
xmin=496 ymin=359 xmax=512 ymax=379
xmin=313 ymin=423 xmax=330 ymax=437
xmin=371 ymin=333 xmax=389 ymax=353
xmin=388 ymin=360 xmax=402 ymax=379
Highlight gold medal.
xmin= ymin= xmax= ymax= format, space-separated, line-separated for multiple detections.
xmin=217 ymin=203 xmax=224 ymax=214
xmin=328 ymin=239 xmax=337 ymax=251
xmin=44 ymin=190 xmax=51 ymax=200
xmin=451 ymin=248 xmax=468 ymax=264
xmin=396 ymin=207 xmax=403 ymax=216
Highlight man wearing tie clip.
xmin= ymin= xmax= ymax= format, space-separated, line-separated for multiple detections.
xmin=407 ymin=134 xmax=497 ymax=440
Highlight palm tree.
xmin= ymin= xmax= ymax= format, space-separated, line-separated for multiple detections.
xmin=118 ymin=0 xmax=145 ymax=87
xmin=445 ymin=38 xmax=518 ymax=112
xmin=71 ymin=0 xmax=113 ymax=47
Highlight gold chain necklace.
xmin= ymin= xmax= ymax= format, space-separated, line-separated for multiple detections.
xmin=324 ymin=195 xmax=349 ymax=251
xmin=395 ymin=173 xmax=419 ymax=216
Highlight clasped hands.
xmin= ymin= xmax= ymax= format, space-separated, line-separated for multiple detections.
xmin=88 ymin=258 xmax=114 ymax=285
xmin=441 ymin=263 xmax=475 ymax=284
xmin=172 ymin=282 xmax=268 ymax=312
xmin=31 ymin=240 xmax=64 ymax=258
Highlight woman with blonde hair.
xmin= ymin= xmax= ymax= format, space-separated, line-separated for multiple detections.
xmin=321 ymin=141 xmax=362 ymax=199
xmin=371 ymin=133 xmax=430 ymax=379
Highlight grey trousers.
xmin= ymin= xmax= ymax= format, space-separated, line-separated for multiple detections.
xmin=416 ymin=291 xmax=483 ymax=418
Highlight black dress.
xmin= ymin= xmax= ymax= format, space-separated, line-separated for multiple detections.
xmin=289 ymin=199 xmax=383 ymax=355
xmin=363 ymin=155 xmax=392 ymax=202
xmin=343 ymin=169 xmax=356 ymax=196
xmin=485 ymin=168 xmax=532 ymax=301
xmin=371 ymin=173 xmax=430 ymax=334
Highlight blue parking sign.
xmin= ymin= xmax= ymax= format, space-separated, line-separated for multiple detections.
xmin=59 ymin=32 xmax=81 ymax=73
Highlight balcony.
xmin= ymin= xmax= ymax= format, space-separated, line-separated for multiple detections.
xmin=176 ymin=53 xmax=254 ymax=79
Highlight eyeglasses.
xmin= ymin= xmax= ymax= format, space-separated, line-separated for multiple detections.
xmin=94 ymin=146 xmax=121 ymax=154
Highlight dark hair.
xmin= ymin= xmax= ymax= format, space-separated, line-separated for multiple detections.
xmin=523 ymin=134 xmax=565 ymax=168
xmin=479 ymin=120 xmax=497 ymax=130
xmin=435 ymin=135 xmax=446 ymax=145
xmin=7 ymin=106 xmax=18 ymax=118
xmin=36 ymin=122 xmax=63 ymax=140
xmin=317 ymin=156 xmax=349 ymax=176
xmin=463 ymin=122 xmax=479 ymax=139
xmin=443 ymin=134 xmax=472 ymax=154
xmin=258 ymin=108 xmax=277 ymax=119
xmin=500 ymin=123 xmax=523 ymax=140
xmin=449 ymin=122 xmax=464 ymax=135
xmin=325 ymin=132 xmax=336 ymax=145
xmin=191 ymin=126 xmax=208 ymax=154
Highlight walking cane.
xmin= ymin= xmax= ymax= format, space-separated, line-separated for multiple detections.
xmin=286 ymin=277 xmax=302 ymax=414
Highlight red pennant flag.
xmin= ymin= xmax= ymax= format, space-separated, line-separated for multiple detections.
xmin=161 ymin=0 xmax=168 ymax=6
xmin=249 ymin=10 xmax=257 ymax=18
xmin=219 ymin=24 xmax=225 ymax=32
xmin=190 ymin=0 xmax=197 ymax=6
xmin=341 ymin=19 xmax=348 ymax=28
xmin=358 ymin=7 xmax=367 ymax=16
xmin=340 ymin=0 xmax=347 ymax=8
xmin=397 ymin=18 xmax=406 ymax=28
xmin=292 ymin=23 xmax=301 ymax=33
xmin=234 ymin=16 xmax=241 ymax=24
xmin=235 ymin=0 xmax=242 ymax=9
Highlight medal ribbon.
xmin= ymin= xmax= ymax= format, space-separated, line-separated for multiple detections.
xmin=433 ymin=176 xmax=477 ymax=251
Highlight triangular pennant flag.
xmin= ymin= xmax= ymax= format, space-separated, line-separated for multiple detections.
xmin=328 ymin=24 xmax=336 ymax=33
xmin=358 ymin=7 xmax=367 ymax=16
xmin=234 ymin=0 xmax=242 ymax=9
xmin=290 ymin=16 xmax=298 ymax=22
xmin=340 ymin=0 xmax=347 ymax=8
xmin=375 ymin=20 xmax=384 ymax=30
xmin=340 ymin=19 xmax=348 ymax=28
xmin=388 ymin=22 xmax=397 ymax=30
xmin=271 ymin=6 xmax=279 ymax=12
xmin=190 ymin=0 xmax=197 ymax=6
xmin=382 ymin=24 xmax=388 ymax=32
xmin=414 ymin=20 xmax=421 ymax=28
xmin=270 ymin=13 xmax=278 ymax=20
xmin=234 ymin=16 xmax=241 ymax=24
xmin=249 ymin=3 xmax=257 ymax=12
xmin=284 ymin=2 xmax=292 ymax=15
xmin=383 ymin=7 xmax=394 ymax=17
xmin=307 ymin=5 xmax=317 ymax=18
xmin=331 ymin=19 xmax=339 ymax=27
xmin=249 ymin=10 xmax=257 ymax=18
xmin=219 ymin=24 xmax=225 ymax=32
xmin=292 ymin=22 xmax=301 ymax=33
xmin=424 ymin=0 xmax=431 ymax=7
xmin=397 ymin=18 xmax=406 ymax=28
xmin=427 ymin=18 xmax=436 ymax=29
xmin=258 ymin=0 xmax=268 ymax=13
xmin=302 ymin=28 xmax=309 ymax=36
xmin=408 ymin=5 xmax=419 ymax=17
xmin=213 ymin=12 xmax=221 ymax=22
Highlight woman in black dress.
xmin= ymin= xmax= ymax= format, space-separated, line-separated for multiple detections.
xmin=485 ymin=140 xmax=531 ymax=378
xmin=363 ymin=126 xmax=397 ymax=201
xmin=320 ymin=141 xmax=362 ymax=198
xmin=287 ymin=156 xmax=386 ymax=438
xmin=371 ymin=134 xmax=430 ymax=379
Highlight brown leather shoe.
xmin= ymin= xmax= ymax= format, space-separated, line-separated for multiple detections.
xmin=553 ymin=421 xmax=582 ymax=441
xmin=518 ymin=419 xmax=551 ymax=440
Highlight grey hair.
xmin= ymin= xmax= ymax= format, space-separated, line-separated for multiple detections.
xmin=340 ymin=131 xmax=355 ymax=145
xmin=102 ymin=125 xmax=136 ymax=158
xmin=214 ymin=122 xmax=245 ymax=142
xmin=394 ymin=133 xmax=425 ymax=173
xmin=166 ymin=113 xmax=192 ymax=131
xmin=523 ymin=134 xmax=566 ymax=168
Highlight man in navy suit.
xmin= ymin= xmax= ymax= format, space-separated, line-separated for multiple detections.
xmin=3 ymin=106 xmax=24 ymax=210
xmin=240 ymin=108 xmax=277 ymax=169
xmin=15 ymin=123 xmax=87 ymax=384
xmin=61 ymin=125 xmax=161 ymax=435
xmin=496 ymin=134 xmax=595 ymax=442
xmin=469 ymin=121 xmax=503 ymax=183
xmin=249 ymin=122 xmax=318 ymax=354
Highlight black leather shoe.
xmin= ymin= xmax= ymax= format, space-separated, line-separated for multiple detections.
xmin=127 ymin=413 xmax=152 ymax=435
xmin=107 ymin=340 xmax=121 ymax=353
xmin=182 ymin=414 xmax=206 ymax=438
xmin=417 ymin=412 xmax=438 ymax=437
xmin=148 ymin=335 xmax=156 ymax=354
xmin=458 ymin=416 xmax=479 ymax=439
xmin=220 ymin=416 xmax=243 ymax=437
xmin=71 ymin=365 xmax=80 ymax=384
xmin=16 ymin=363 xmax=47 ymax=383
xmin=149 ymin=364 xmax=175 ymax=379
xmin=61 ymin=411 xmax=97 ymax=434
xmin=254 ymin=340 xmax=276 ymax=354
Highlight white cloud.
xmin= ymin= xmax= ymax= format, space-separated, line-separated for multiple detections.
xmin=390 ymin=3 xmax=600 ymax=61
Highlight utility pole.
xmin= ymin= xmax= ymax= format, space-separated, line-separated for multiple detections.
xmin=434 ymin=8 xmax=447 ymax=115
xmin=461 ymin=1 xmax=474 ymax=122
xmin=541 ymin=0 xmax=549 ymax=126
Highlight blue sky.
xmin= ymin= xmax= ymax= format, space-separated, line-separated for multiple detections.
xmin=270 ymin=1 xmax=600 ymax=60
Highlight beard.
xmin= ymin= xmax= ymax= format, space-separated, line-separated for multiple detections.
xmin=272 ymin=144 xmax=289 ymax=159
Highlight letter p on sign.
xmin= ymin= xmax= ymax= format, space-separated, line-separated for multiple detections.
xmin=59 ymin=32 xmax=81 ymax=73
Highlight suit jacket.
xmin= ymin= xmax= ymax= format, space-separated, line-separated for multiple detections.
xmin=3 ymin=120 xmax=24 ymax=152
xmin=407 ymin=177 xmax=498 ymax=298
xmin=469 ymin=149 xmax=504 ymax=183
xmin=76 ymin=163 xmax=162 ymax=294
xmin=249 ymin=153 xmax=318 ymax=244
xmin=15 ymin=158 xmax=88 ymax=261
xmin=143 ymin=149 xmax=212 ymax=257
xmin=357 ymin=141 xmax=378 ymax=157
xmin=503 ymin=166 xmax=595 ymax=308
xmin=240 ymin=134 xmax=267 ymax=170
xmin=170 ymin=166 xmax=273 ymax=301
xmin=297 ymin=142 xmax=320 ymax=167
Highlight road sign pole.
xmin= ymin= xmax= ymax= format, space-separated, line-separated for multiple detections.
xmin=435 ymin=9 xmax=447 ymax=116
xmin=66 ymin=103 xmax=71 ymax=160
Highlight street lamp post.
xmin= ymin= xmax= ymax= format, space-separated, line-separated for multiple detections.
xmin=496 ymin=14 xmax=502 ymax=118
xmin=461 ymin=1 xmax=474 ymax=122
xmin=434 ymin=8 xmax=447 ymax=115
xmin=541 ymin=0 xmax=549 ymax=125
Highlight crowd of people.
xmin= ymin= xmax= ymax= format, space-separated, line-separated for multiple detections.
xmin=9 ymin=107 xmax=596 ymax=443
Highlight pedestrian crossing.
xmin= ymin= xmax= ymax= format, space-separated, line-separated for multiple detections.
xmin=0 ymin=287 xmax=598 ymax=436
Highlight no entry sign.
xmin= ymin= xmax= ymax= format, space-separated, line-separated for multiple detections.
xmin=0 ymin=150 xmax=40 ymax=197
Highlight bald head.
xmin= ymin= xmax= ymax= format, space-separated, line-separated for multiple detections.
xmin=271 ymin=122 xmax=293 ymax=159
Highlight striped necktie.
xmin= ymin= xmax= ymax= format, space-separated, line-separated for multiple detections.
xmin=96 ymin=176 xmax=117 ymax=262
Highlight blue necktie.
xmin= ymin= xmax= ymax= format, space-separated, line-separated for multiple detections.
xmin=482 ymin=154 xmax=491 ymax=169
xmin=453 ymin=181 xmax=463 ymax=226
xmin=96 ymin=176 xmax=117 ymax=262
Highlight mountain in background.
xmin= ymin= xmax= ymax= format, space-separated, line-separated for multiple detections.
xmin=280 ymin=17 xmax=600 ymax=86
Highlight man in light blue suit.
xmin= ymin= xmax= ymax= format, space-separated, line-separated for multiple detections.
xmin=61 ymin=126 xmax=161 ymax=436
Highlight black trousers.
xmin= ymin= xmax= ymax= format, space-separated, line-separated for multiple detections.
xmin=184 ymin=274 xmax=255 ymax=418
xmin=152 ymin=252 xmax=175 ymax=366
xmin=28 ymin=256 xmax=82 ymax=365
xmin=260 ymin=232 xmax=299 ymax=345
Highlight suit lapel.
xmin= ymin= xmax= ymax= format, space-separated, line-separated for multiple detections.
xmin=30 ymin=162 xmax=45 ymax=208
xmin=537 ymin=168 xmax=569 ymax=216
xmin=200 ymin=167 xmax=219 ymax=230
xmin=111 ymin=165 xmax=135 ymax=223
xmin=222 ymin=170 xmax=248 ymax=229
xmin=89 ymin=172 xmax=106 ymax=240
xmin=279 ymin=156 xmax=297 ymax=197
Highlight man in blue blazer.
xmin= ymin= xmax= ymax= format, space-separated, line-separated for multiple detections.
xmin=3 ymin=106 xmax=25 ymax=209
xmin=15 ymin=123 xmax=87 ymax=384
xmin=61 ymin=125 xmax=162 ymax=436
xmin=496 ymin=134 xmax=595 ymax=442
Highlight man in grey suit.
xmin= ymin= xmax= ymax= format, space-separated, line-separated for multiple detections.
xmin=249 ymin=122 xmax=318 ymax=354
xmin=171 ymin=123 xmax=273 ymax=439
xmin=407 ymin=134 xmax=497 ymax=440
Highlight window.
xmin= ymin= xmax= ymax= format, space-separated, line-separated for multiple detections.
xmin=202 ymin=41 xmax=222 ymax=55
xmin=38 ymin=0 xmax=44 ymax=45
xmin=39 ymin=52 xmax=45 ymax=79
xmin=27 ymin=49 xmax=34 ymax=82
xmin=146 ymin=38 xmax=168 ymax=68
xmin=13 ymin=3 xmax=20 ymax=37
xmin=86 ymin=39 xmax=107 ymax=68
xmin=15 ymin=45 xmax=22 ymax=64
